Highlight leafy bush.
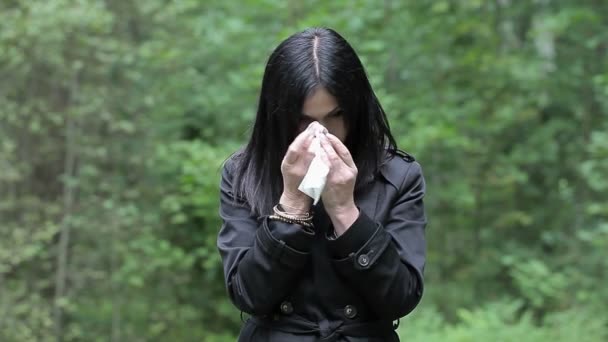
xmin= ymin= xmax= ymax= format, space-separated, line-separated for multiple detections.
xmin=399 ymin=300 xmax=607 ymax=342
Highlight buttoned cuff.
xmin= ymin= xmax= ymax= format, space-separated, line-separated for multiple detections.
xmin=256 ymin=217 xmax=314 ymax=268
xmin=327 ymin=211 xmax=377 ymax=259
xmin=327 ymin=212 xmax=392 ymax=270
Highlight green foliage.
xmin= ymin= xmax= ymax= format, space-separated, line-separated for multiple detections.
xmin=1 ymin=0 xmax=606 ymax=341
xmin=399 ymin=301 xmax=608 ymax=342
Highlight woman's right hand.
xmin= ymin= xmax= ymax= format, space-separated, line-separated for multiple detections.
xmin=279 ymin=127 xmax=315 ymax=214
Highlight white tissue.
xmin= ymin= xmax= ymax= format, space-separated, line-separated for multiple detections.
xmin=298 ymin=123 xmax=330 ymax=205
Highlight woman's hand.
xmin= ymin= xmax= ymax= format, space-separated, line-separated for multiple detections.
xmin=280 ymin=128 xmax=315 ymax=214
xmin=319 ymin=133 xmax=359 ymax=235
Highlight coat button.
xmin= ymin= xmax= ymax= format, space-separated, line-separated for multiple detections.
xmin=344 ymin=305 xmax=358 ymax=319
xmin=357 ymin=254 xmax=370 ymax=267
xmin=280 ymin=301 xmax=293 ymax=315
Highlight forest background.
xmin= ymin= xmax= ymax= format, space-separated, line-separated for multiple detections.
xmin=1 ymin=0 xmax=607 ymax=341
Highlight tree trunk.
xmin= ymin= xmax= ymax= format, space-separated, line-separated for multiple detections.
xmin=53 ymin=101 xmax=79 ymax=342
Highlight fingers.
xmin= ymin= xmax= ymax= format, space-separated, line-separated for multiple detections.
xmin=284 ymin=129 xmax=313 ymax=164
xmin=325 ymin=133 xmax=355 ymax=168
xmin=317 ymin=143 xmax=331 ymax=168
xmin=319 ymin=134 xmax=343 ymax=167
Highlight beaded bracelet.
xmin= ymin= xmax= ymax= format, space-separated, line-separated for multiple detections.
xmin=269 ymin=214 xmax=314 ymax=228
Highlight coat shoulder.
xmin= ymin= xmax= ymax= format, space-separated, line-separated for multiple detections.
xmin=379 ymin=150 xmax=421 ymax=190
xmin=395 ymin=149 xmax=416 ymax=162
xmin=222 ymin=149 xmax=246 ymax=176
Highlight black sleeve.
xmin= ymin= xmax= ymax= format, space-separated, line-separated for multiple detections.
xmin=327 ymin=161 xmax=427 ymax=320
xmin=217 ymin=161 xmax=315 ymax=315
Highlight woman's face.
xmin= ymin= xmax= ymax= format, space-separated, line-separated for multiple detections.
xmin=298 ymin=87 xmax=347 ymax=142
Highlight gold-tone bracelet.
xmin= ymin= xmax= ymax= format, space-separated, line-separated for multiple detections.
xmin=269 ymin=214 xmax=314 ymax=228
xmin=276 ymin=204 xmax=312 ymax=218
xmin=273 ymin=205 xmax=313 ymax=222
xmin=279 ymin=203 xmax=312 ymax=216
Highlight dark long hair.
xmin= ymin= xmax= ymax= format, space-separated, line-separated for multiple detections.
xmin=232 ymin=27 xmax=397 ymax=216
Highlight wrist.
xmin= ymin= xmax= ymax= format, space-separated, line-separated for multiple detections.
xmin=280 ymin=191 xmax=312 ymax=215
xmin=328 ymin=203 xmax=359 ymax=236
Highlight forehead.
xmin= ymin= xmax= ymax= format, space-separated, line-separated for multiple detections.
xmin=302 ymin=87 xmax=339 ymax=119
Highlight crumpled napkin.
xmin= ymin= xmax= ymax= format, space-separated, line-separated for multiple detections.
xmin=298 ymin=122 xmax=330 ymax=205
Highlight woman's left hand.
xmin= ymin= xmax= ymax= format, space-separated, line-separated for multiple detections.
xmin=319 ymin=133 xmax=360 ymax=235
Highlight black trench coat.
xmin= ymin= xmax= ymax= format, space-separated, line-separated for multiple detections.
xmin=217 ymin=151 xmax=427 ymax=342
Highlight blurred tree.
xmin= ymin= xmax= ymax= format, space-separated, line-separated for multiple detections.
xmin=0 ymin=0 xmax=606 ymax=341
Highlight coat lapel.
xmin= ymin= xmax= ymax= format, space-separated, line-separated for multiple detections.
xmin=355 ymin=178 xmax=382 ymax=222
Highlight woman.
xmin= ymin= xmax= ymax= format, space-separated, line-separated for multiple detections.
xmin=217 ymin=27 xmax=427 ymax=341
